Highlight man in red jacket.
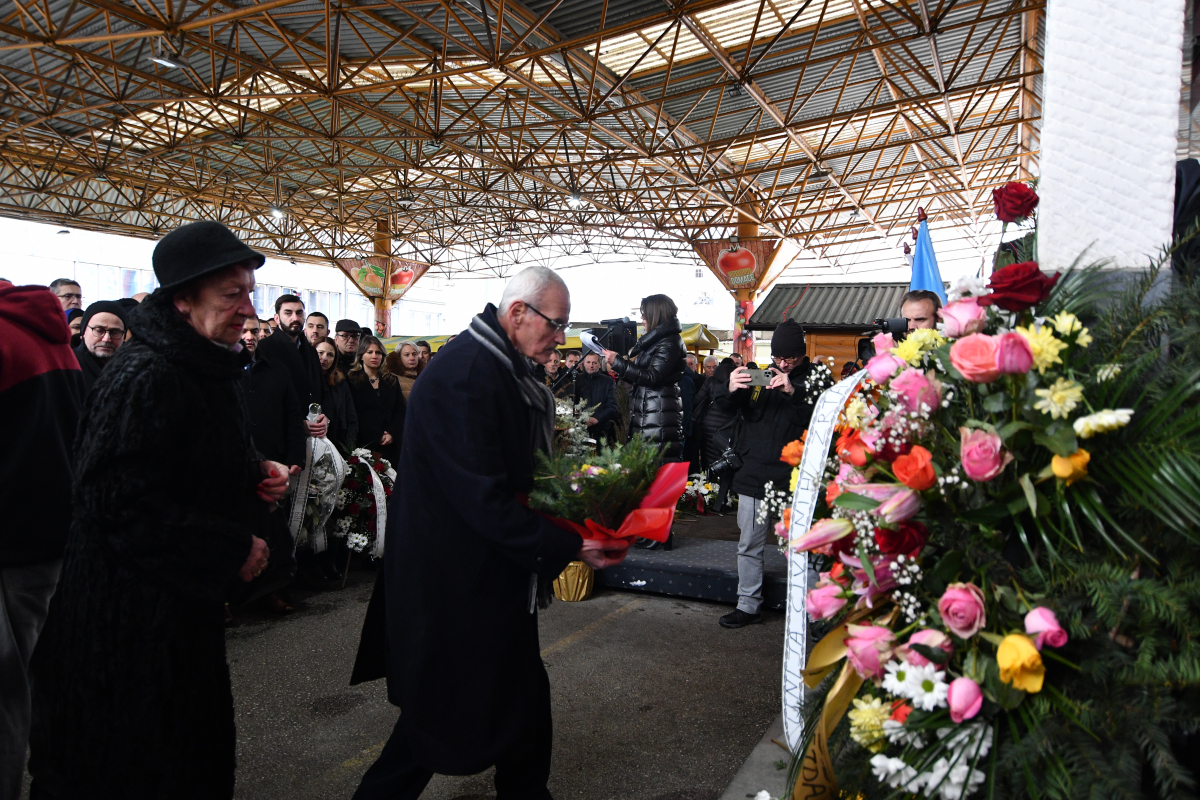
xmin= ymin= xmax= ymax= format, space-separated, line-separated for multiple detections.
xmin=0 ymin=280 xmax=84 ymax=798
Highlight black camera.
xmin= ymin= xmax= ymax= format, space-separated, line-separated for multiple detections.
xmin=708 ymin=448 xmax=743 ymax=480
xmin=857 ymin=317 xmax=910 ymax=362
xmin=591 ymin=317 xmax=639 ymax=357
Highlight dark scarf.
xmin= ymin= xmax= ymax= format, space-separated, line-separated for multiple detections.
xmin=467 ymin=307 xmax=555 ymax=456
xmin=73 ymin=341 xmax=108 ymax=391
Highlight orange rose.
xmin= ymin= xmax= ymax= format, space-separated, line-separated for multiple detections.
xmin=780 ymin=439 xmax=805 ymax=466
xmin=892 ymin=445 xmax=936 ymax=491
xmin=781 ymin=507 xmax=792 ymax=530
xmin=826 ymin=481 xmax=843 ymax=505
xmin=836 ymin=429 xmax=873 ymax=467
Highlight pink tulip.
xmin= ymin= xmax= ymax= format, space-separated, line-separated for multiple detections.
xmin=939 ymin=297 xmax=988 ymax=338
xmin=845 ymin=623 xmax=895 ymax=680
xmin=937 ymin=582 xmax=987 ymax=639
xmin=995 ymin=331 xmax=1034 ymax=374
xmin=791 ymin=518 xmax=854 ymax=553
xmin=949 ymin=333 xmax=1001 ymax=383
xmin=1024 ymin=607 xmax=1068 ymax=650
xmin=866 ymin=352 xmax=906 ymax=384
xmin=947 ymin=677 xmax=984 ymax=723
xmin=897 ymin=629 xmax=954 ymax=668
xmin=874 ymin=488 xmax=920 ymax=523
xmin=959 ymin=427 xmax=1013 ymax=482
xmin=890 ymin=368 xmax=943 ymax=415
xmin=806 ymin=584 xmax=847 ymax=620
xmin=850 ymin=558 xmax=898 ymax=609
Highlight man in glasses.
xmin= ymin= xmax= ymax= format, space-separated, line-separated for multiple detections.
xmin=73 ymin=300 xmax=127 ymax=393
xmin=49 ymin=278 xmax=83 ymax=311
xmin=713 ymin=319 xmax=820 ymax=629
xmin=334 ymin=318 xmax=363 ymax=372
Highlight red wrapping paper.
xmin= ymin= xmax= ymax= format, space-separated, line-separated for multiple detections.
xmin=544 ymin=461 xmax=691 ymax=546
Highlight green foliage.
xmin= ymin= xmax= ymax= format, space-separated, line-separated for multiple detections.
xmin=527 ymin=435 xmax=662 ymax=529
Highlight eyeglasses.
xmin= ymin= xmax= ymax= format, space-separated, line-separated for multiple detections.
xmin=774 ymin=355 xmax=800 ymax=365
xmin=57 ymin=292 xmax=83 ymax=301
xmin=525 ymin=303 xmax=569 ymax=333
xmin=336 ymin=332 xmax=362 ymax=341
xmin=87 ymin=325 xmax=125 ymax=341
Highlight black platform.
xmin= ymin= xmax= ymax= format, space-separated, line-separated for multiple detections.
xmin=594 ymin=535 xmax=788 ymax=610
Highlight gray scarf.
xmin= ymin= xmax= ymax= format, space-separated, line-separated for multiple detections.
xmin=468 ymin=314 xmax=556 ymax=455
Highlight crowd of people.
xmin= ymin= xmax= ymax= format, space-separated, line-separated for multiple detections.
xmin=0 ymin=216 xmax=946 ymax=798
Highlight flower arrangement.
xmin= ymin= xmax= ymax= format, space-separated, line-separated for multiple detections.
xmin=528 ymin=436 xmax=689 ymax=545
xmin=678 ymin=473 xmax=719 ymax=511
xmin=555 ymin=398 xmax=599 ymax=457
xmin=783 ymin=182 xmax=1200 ymax=799
xmin=329 ymin=448 xmax=395 ymax=554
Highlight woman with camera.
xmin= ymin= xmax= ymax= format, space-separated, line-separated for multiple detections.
xmin=602 ymin=294 xmax=687 ymax=461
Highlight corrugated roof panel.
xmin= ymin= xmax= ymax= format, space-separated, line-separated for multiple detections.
xmin=749 ymin=282 xmax=914 ymax=329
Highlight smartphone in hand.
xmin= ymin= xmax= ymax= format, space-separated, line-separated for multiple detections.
xmin=745 ymin=367 xmax=775 ymax=387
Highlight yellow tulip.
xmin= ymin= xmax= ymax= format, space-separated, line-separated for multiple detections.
xmin=1051 ymin=448 xmax=1090 ymax=485
xmin=997 ymin=634 xmax=1044 ymax=693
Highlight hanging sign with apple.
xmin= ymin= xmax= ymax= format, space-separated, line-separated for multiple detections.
xmin=717 ymin=246 xmax=757 ymax=287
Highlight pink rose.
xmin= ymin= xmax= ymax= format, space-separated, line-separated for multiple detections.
xmin=947 ymin=677 xmax=984 ymax=723
xmin=938 ymin=582 xmax=987 ymax=639
xmin=949 ymin=333 xmax=1001 ymax=383
xmin=1024 ymin=607 xmax=1068 ymax=650
xmin=874 ymin=488 xmax=920 ymax=523
xmin=866 ymin=352 xmax=906 ymax=384
xmin=806 ymin=584 xmax=847 ymax=620
xmin=873 ymin=332 xmax=896 ymax=353
xmin=939 ymin=297 xmax=988 ymax=338
xmin=897 ymin=629 xmax=954 ymax=668
xmin=890 ymin=368 xmax=942 ymax=415
xmin=959 ymin=427 xmax=1013 ymax=482
xmin=995 ymin=331 xmax=1034 ymax=374
xmin=845 ymin=623 xmax=895 ymax=680
xmin=791 ymin=518 xmax=854 ymax=553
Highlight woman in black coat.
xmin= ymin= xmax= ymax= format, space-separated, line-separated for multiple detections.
xmin=695 ymin=357 xmax=739 ymax=468
xmin=603 ymin=294 xmax=687 ymax=460
xmin=347 ymin=335 xmax=406 ymax=467
xmin=28 ymin=237 xmax=278 ymax=800
xmin=317 ymin=337 xmax=359 ymax=453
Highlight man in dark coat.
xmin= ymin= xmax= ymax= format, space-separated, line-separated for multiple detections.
xmin=72 ymin=300 xmax=128 ymax=393
xmin=256 ymin=293 xmax=328 ymax=439
xmin=334 ymin=318 xmax=362 ymax=373
xmin=574 ymin=351 xmax=619 ymax=443
xmin=0 ymin=281 xmax=83 ymax=800
xmin=353 ymin=266 xmax=628 ymax=799
xmin=28 ymin=220 xmax=282 ymax=799
xmin=711 ymin=320 xmax=818 ymax=629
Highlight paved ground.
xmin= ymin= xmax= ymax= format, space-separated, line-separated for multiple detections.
xmin=225 ymin=554 xmax=781 ymax=800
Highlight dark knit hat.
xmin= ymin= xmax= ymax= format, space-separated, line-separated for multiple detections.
xmin=152 ymin=220 xmax=265 ymax=293
xmin=80 ymin=300 xmax=128 ymax=331
xmin=334 ymin=318 xmax=360 ymax=333
xmin=771 ymin=319 xmax=806 ymax=358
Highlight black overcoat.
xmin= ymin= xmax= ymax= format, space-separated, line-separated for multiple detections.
xmin=347 ymin=371 xmax=406 ymax=466
xmin=256 ymin=328 xmax=325 ymax=410
xmin=29 ymin=294 xmax=260 ymax=800
xmin=382 ymin=306 xmax=582 ymax=774
xmin=241 ymin=348 xmax=306 ymax=468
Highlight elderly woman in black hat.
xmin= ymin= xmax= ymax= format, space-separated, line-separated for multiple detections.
xmin=29 ymin=220 xmax=286 ymax=800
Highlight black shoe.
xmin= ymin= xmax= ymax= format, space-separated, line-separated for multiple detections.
xmin=719 ymin=609 xmax=763 ymax=628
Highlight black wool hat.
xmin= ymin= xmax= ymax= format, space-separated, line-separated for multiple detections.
xmin=152 ymin=220 xmax=265 ymax=293
xmin=334 ymin=318 xmax=360 ymax=333
xmin=80 ymin=300 xmax=129 ymax=331
xmin=771 ymin=319 xmax=806 ymax=358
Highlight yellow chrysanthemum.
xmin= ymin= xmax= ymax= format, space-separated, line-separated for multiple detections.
xmin=1075 ymin=327 xmax=1093 ymax=348
xmin=1016 ymin=325 xmax=1067 ymax=374
xmin=848 ymin=696 xmax=890 ymax=753
xmin=841 ymin=396 xmax=870 ymax=430
xmin=1033 ymin=377 xmax=1084 ymax=419
xmin=789 ymin=466 xmax=800 ymax=493
xmin=908 ymin=327 xmax=946 ymax=349
xmin=1051 ymin=312 xmax=1082 ymax=335
xmin=891 ymin=338 xmax=925 ymax=366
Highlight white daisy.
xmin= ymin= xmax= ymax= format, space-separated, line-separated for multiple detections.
xmin=882 ymin=660 xmax=914 ymax=699
xmin=907 ymin=664 xmax=949 ymax=711
xmin=1073 ymin=408 xmax=1134 ymax=438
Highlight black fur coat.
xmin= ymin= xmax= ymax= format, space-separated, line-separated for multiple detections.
xmin=29 ymin=293 xmax=261 ymax=799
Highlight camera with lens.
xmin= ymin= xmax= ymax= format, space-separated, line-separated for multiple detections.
xmin=856 ymin=317 xmax=909 ymax=362
xmin=708 ymin=448 xmax=743 ymax=480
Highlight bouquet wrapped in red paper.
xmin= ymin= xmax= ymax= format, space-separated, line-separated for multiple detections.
xmin=528 ymin=435 xmax=690 ymax=546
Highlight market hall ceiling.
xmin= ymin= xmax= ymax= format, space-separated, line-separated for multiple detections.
xmin=0 ymin=0 xmax=1043 ymax=273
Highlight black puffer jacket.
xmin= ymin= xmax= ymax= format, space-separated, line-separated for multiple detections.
xmin=610 ymin=318 xmax=687 ymax=459
xmin=30 ymin=292 xmax=264 ymax=799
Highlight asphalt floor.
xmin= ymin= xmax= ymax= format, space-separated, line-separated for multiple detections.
xmin=224 ymin=546 xmax=783 ymax=799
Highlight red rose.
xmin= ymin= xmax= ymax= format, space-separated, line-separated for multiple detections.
xmin=348 ymin=457 xmax=360 ymax=465
xmin=348 ymin=503 xmax=361 ymax=516
xmin=366 ymin=520 xmax=376 ymax=532
xmin=829 ymin=531 xmax=857 ymax=559
xmin=992 ymin=182 xmax=1039 ymax=223
xmin=977 ymin=261 xmax=1060 ymax=313
xmin=374 ymin=462 xmax=386 ymax=473
xmin=874 ymin=520 xmax=928 ymax=556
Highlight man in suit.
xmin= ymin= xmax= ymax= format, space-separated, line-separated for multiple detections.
xmin=255 ymin=294 xmax=327 ymax=439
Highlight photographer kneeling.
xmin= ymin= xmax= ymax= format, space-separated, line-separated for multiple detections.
xmin=712 ymin=320 xmax=817 ymax=628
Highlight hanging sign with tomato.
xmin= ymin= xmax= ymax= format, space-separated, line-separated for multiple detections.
xmin=336 ymin=257 xmax=430 ymax=298
xmin=718 ymin=247 xmax=757 ymax=287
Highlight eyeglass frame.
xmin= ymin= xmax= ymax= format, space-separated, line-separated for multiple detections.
xmin=524 ymin=302 xmax=569 ymax=333
xmin=87 ymin=324 xmax=125 ymax=341
xmin=335 ymin=331 xmax=362 ymax=341
xmin=55 ymin=290 xmax=83 ymax=301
